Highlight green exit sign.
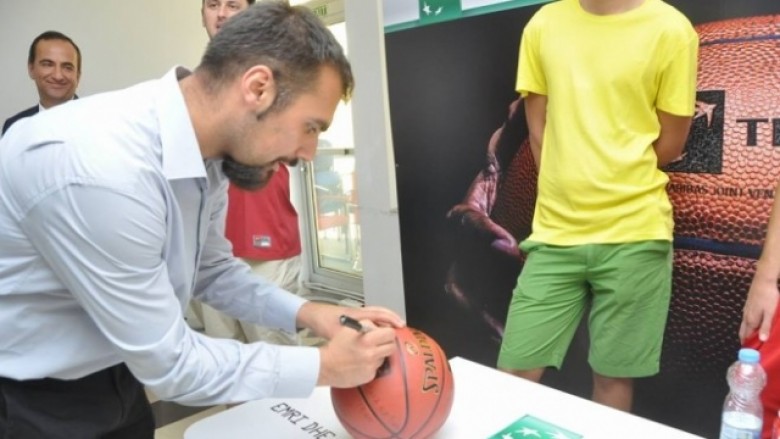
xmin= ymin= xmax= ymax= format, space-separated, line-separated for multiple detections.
xmin=312 ymin=4 xmax=328 ymax=17
xmin=301 ymin=0 xmax=344 ymax=25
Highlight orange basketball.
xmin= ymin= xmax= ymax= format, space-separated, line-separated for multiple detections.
xmin=662 ymin=15 xmax=780 ymax=373
xmin=330 ymin=327 xmax=454 ymax=439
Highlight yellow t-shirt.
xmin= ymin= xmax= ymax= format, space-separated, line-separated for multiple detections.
xmin=517 ymin=0 xmax=698 ymax=245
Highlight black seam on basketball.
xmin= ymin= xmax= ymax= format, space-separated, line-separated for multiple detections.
xmin=333 ymin=396 xmax=392 ymax=439
xmin=332 ymin=396 xmax=385 ymax=439
xmin=673 ymin=235 xmax=761 ymax=259
xmin=395 ymin=332 xmax=412 ymax=436
xmin=351 ymin=334 xmax=409 ymax=438
xmin=332 ymin=331 xmax=453 ymax=438
xmin=408 ymin=342 xmax=451 ymax=439
xmin=332 ymin=376 xmax=394 ymax=438
xmin=700 ymin=33 xmax=780 ymax=47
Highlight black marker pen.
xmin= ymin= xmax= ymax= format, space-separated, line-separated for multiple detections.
xmin=340 ymin=315 xmax=368 ymax=333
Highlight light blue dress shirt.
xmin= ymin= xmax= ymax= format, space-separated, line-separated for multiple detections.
xmin=0 ymin=67 xmax=319 ymax=405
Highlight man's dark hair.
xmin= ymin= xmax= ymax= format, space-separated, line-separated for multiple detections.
xmin=28 ymin=31 xmax=82 ymax=73
xmin=198 ymin=1 xmax=353 ymax=110
xmin=201 ymin=0 xmax=256 ymax=4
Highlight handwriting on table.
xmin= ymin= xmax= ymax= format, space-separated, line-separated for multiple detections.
xmin=270 ymin=402 xmax=337 ymax=438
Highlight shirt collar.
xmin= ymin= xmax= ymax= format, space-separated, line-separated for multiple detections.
xmin=158 ymin=66 xmax=207 ymax=181
xmin=38 ymin=95 xmax=78 ymax=112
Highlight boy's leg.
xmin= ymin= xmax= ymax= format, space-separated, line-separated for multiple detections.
xmin=587 ymin=240 xmax=673 ymax=411
xmin=592 ymin=374 xmax=633 ymax=411
xmin=498 ymin=242 xmax=590 ymax=380
xmin=503 ymin=367 xmax=545 ymax=382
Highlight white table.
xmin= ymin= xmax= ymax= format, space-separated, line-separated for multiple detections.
xmin=184 ymin=357 xmax=705 ymax=439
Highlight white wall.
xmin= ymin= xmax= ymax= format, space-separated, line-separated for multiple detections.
xmin=382 ymin=0 xmax=419 ymax=26
xmin=0 ymin=0 xmax=208 ymax=121
xmin=345 ymin=0 xmax=406 ymax=317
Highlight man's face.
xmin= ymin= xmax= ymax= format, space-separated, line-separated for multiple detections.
xmin=223 ymin=66 xmax=344 ymax=190
xmin=202 ymin=0 xmax=250 ymax=39
xmin=28 ymin=39 xmax=80 ymax=108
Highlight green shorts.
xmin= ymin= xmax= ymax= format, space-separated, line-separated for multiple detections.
xmin=497 ymin=240 xmax=672 ymax=378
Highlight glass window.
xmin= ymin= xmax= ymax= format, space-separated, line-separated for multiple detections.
xmin=308 ymin=148 xmax=361 ymax=277
xmin=297 ymin=17 xmax=364 ymax=296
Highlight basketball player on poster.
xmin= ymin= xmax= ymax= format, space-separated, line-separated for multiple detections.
xmin=496 ymin=0 xmax=698 ymax=412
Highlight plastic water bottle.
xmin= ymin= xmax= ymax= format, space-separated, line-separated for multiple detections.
xmin=720 ymin=348 xmax=766 ymax=439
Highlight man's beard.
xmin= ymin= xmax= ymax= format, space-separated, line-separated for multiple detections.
xmin=222 ymin=156 xmax=277 ymax=190
xmin=221 ymin=103 xmax=300 ymax=190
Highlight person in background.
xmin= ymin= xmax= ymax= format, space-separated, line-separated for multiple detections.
xmin=0 ymin=3 xmax=402 ymax=438
xmin=740 ymin=176 xmax=780 ymax=439
xmin=497 ymin=0 xmax=698 ymax=412
xmin=202 ymin=0 xmax=255 ymax=37
xmin=2 ymin=30 xmax=81 ymax=135
xmin=194 ymin=0 xmax=306 ymax=346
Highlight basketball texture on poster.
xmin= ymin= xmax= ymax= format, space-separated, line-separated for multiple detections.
xmin=663 ymin=14 xmax=780 ymax=373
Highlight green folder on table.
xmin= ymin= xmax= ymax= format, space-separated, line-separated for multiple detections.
xmin=488 ymin=414 xmax=583 ymax=439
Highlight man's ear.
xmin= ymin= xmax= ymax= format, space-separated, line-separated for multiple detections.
xmin=241 ymin=65 xmax=276 ymax=113
xmin=27 ymin=63 xmax=35 ymax=80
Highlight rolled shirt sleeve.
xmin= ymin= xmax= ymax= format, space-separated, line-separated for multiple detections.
xmin=19 ymin=180 xmax=318 ymax=405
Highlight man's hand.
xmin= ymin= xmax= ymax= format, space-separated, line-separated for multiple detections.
xmin=296 ymin=302 xmax=405 ymax=387
xmin=296 ymin=302 xmax=405 ymax=340
xmin=740 ymin=273 xmax=779 ymax=343
xmin=317 ymin=321 xmax=397 ymax=388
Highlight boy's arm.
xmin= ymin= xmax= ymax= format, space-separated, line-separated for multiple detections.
xmin=524 ymin=92 xmax=547 ymax=170
xmin=654 ymin=110 xmax=692 ymax=167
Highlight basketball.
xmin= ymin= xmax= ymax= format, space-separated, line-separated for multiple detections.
xmin=661 ymin=14 xmax=780 ymax=373
xmin=330 ymin=326 xmax=454 ymax=439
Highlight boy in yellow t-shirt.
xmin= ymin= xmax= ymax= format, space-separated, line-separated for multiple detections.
xmin=498 ymin=0 xmax=698 ymax=411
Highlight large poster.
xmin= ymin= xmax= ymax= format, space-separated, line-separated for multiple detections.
xmin=386 ymin=1 xmax=780 ymax=437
